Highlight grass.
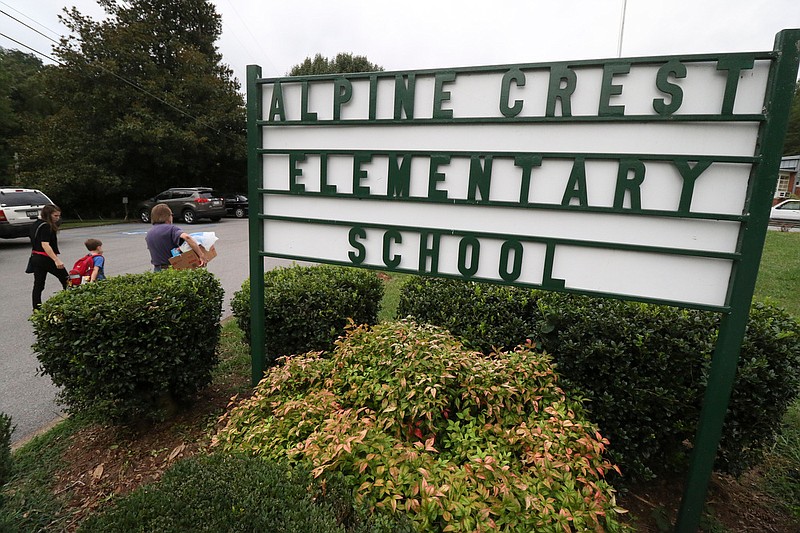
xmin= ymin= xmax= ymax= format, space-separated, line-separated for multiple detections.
xmin=761 ymin=400 xmax=800 ymax=520
xmin=753 ymin=231 xmax=800 ymax=318
xmin=213 ymin=319 xmax=254 ymax=395
xmin=0 ymin=417 xmax=85 ymax=532
xmin=377 ymin=272 xmax=410 ymax=322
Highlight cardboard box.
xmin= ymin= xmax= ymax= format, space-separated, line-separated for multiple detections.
xmin=168 ymin=245 xmax=217 ymax=270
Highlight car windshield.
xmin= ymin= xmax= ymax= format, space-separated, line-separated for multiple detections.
xmin=0 ymin=190 xmax=51 ymax=207
xmin=200 ymin=191 xmax=222 ymax=199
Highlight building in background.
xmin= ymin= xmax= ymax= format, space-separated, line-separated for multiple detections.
xmin=775 ymin=154 xmax=800 ymax=203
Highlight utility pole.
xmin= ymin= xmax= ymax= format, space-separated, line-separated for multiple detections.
xmin=617 ymin=0 xmax=628 ymax=58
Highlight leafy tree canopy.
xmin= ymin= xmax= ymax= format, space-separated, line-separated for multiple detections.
xmin=0 ymin=48 xmax=53 ymax=183
xmin=288 ymin=52 xmax=383 ymax=76
xmin=783 ymin=80 xmax=800 ymax=156
xmin=14 ymin=0 xmax=245 ymax=217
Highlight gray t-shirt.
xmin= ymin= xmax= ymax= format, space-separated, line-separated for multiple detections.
xmin=145 ymin=224 xmax=184 ymax=266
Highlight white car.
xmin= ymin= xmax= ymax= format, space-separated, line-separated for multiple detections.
xmin=0 ymin=187 xmax=54 ymax=240
xmin=770 ymin=199 xmax=800 ymax=222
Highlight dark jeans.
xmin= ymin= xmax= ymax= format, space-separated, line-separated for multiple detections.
xmin=31 ymin=254 xmax=69 ymax=310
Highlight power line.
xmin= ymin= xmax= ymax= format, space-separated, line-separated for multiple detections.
xmin=0 ymin=0 xmax=61 ymax=41
xmin=0 ymin=31 xmax=61 ymax=64
xmin=617 ymin=0 xmax=628 ymax=58
xmin=218 ymin=0 xmax=277 ymax=74
xmin=0 ymin=8 xmax=60 ymax=46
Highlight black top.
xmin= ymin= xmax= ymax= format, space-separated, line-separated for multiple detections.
xmin=31 ymin=220 xmax=59 ymax=255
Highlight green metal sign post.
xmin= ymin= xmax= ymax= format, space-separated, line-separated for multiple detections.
xmin=247 ymin=29 xmax=800 ymax=531
xmin=676 ymin=29 xmax=800 ymax=532
xmin=246 ymin=64 xmax=266 ymax=387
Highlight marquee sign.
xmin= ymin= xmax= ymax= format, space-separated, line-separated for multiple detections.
xmin=247 ymin=29 xmax=800 ymax=532
xmin=253 ymin=52 xmax=773 ymax=311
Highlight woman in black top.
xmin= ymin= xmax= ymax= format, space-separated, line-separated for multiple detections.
xmin=30 ymin=204 xmax=69 ymax=310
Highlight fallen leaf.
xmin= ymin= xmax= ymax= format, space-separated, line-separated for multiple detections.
xmin=168 ymin=443 xmax=186 ymax=461
xmin=91 ymin=464 xmax=104 ymax=480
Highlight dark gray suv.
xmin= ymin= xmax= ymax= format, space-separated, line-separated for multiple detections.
xmin=137 ymin=188 xmax=226 ymax=224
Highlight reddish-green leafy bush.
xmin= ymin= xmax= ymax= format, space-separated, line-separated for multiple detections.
xmin=214 ymin=320 xmax=629 ymax=532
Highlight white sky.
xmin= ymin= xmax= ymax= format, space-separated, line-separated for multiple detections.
xmin=1 ymin=0 xmax=799 ymax=88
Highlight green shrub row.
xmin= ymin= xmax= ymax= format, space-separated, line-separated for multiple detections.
xmin=231 ymin=264 xmax=383 ymax=367
xmin=78 ymin=453 xmax=413 ymax=533
xmin=31 ymin=269 xmax=224 ymax=423
xmin=396 ymin=278 xmax=537 ymax=353
xmin=397 ymin=277 xmax=800 ymax=480
xmin=215 ymin=321 xmax=629 ymax=532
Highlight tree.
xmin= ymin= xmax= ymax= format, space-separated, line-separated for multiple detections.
xmin=0 ymin=49 xmax=54 ymax=183
xmin=15 ymin=0 xmax=245 ymax=217
xmin=783 ymin=80 xmax=800 ymax=156
xmin=288 ymin=52 xmax=383 ymax=76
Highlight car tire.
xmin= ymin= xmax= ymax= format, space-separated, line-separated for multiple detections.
xmin=210 ymin=216 xmax=221 ymax=222
xmin=139 ymin=209 xmax=151 ymax=223
xmin=234 ymin=208 xmax=246 ymax=218
xmin=182 ymin=209 xmax=196 ymax=224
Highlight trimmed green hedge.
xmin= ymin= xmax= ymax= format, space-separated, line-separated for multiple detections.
xmin=397 ymin=277 xmax=800 ymax=480
xmin=397 ymin=278 xmax=538 ymax=353
xmin=78 ymin=454 xmax=413 ymax=533
xmin=31 ymin=269 xmax=224 ymax=423
xmin=231 ymin=265 xmax=383 ymax=366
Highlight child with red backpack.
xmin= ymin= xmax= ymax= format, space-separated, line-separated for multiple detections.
xmin=68 ymin=239 xmax=106 ymax=287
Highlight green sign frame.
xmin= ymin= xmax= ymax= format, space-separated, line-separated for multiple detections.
xmin=247 ymin=29 xmax=800 ymax=531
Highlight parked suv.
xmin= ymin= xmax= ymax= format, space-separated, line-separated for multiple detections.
xmin=0 ymin=187 xmax=54 ymax=240
xmin=137 ymin=188 xmax=226 ymax=224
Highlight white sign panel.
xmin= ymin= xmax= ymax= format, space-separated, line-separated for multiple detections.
xmin=255 ymin=54 xmax=773 ymax=310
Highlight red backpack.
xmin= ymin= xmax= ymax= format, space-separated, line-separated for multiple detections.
xmin=68 ymin=254 xmax=96 ymax=287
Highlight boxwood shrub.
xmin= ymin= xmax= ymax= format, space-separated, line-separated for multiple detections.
xmin=31 ymin=269 xmax=224 ymax=423
xmin=78 ymin=454 xmax=413 ymax=533
xmin=397 ymin=277 xmax=538 ymax=353
xmin=231 ymin=264 xmax=383 ymax=366
xmin=215 ymin=321 xmax=628 ymax=532
xmin=397 ymin=277 xmax=800 ymax=480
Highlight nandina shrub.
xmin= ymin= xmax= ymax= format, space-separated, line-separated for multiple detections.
xmin=214 ymin=320 xmax=629 ymax=532
xmin=31 ymin=269 xmax=224 ymax=423
xmin=231 ymin=264 xmax=383 ymax=366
